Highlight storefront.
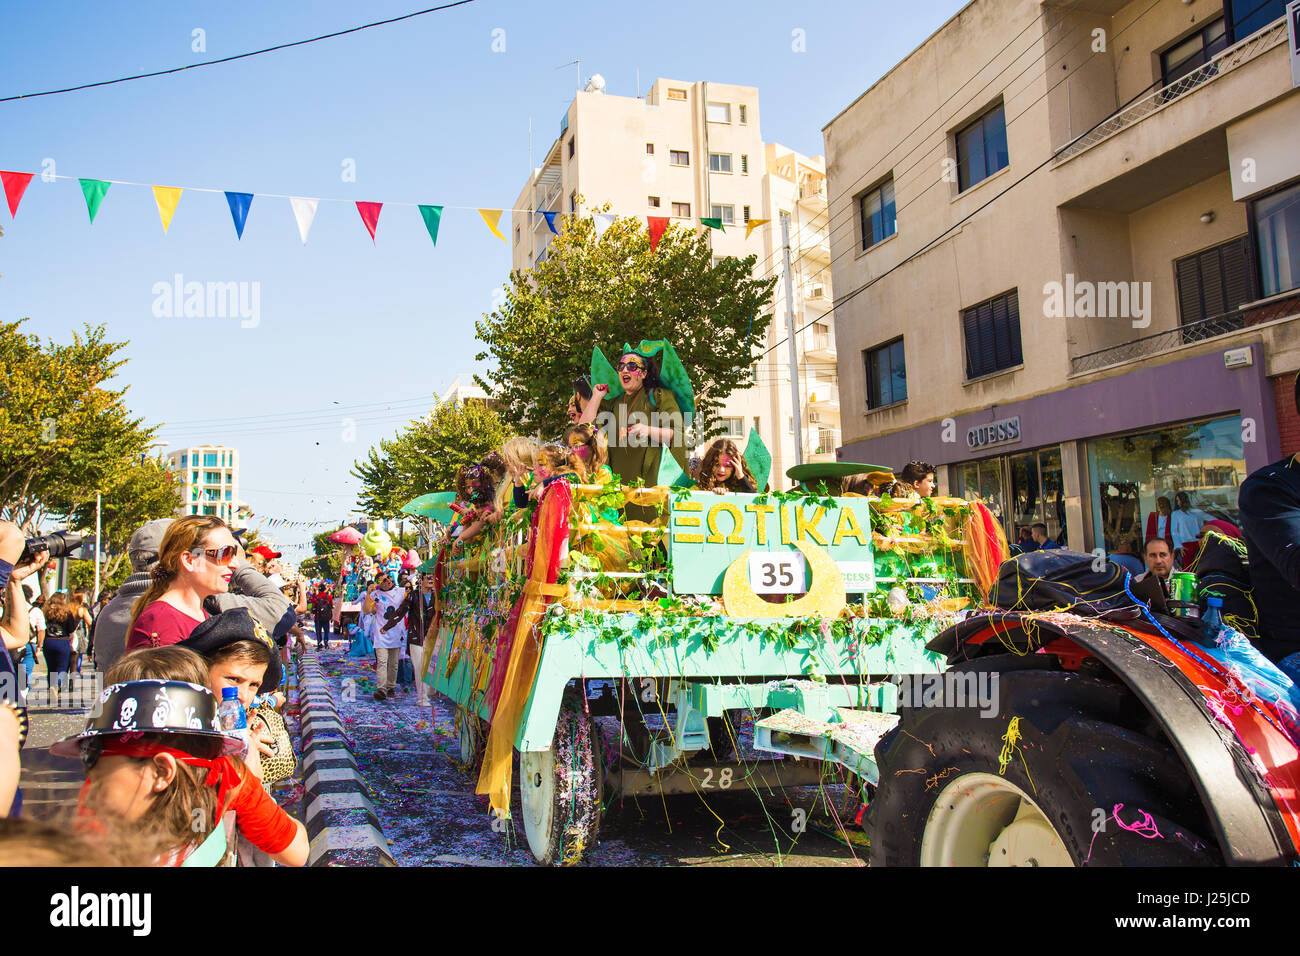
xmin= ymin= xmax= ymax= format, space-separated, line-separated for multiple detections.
xmin=838 ymin=344 xmax=1276 ymax=555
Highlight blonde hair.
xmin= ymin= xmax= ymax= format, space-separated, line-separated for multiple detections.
xmin=128 ymin=516 xmax=228 ymax=633
xmin=536 ymin=444 xmax=582 ymax=479
xmin=495 ymin=436 xmax=539 ymax=511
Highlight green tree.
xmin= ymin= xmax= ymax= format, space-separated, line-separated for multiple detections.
xmin=352 ymin=396 xmax=513 ymax=518
xmin=474 ymin=212 xmax=777 ymax=438
xmin=66 ymin=457 xmax=183 ymax=582
xmin=0 ymin=320 xmax=159 ymax=530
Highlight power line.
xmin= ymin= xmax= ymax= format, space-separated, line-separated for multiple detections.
xmin=0 ymin=0 xmax=477 ymax=104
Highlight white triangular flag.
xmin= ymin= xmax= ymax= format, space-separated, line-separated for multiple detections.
xmin=592 ymin=212 xmax=615 ymax=241
xmin=289 ymin=197 xmax=319 ymax=245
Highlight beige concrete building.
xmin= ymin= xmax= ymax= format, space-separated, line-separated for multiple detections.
xmin=511 ymin=78 xmax=840 ymax=483
xmin=168 ymin=445 xmax=241 ymax=524
xmin=825 ymin=0 xmax=1300 ymax=554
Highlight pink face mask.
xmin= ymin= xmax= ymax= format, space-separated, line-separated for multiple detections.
xmin=571 ymin=444 xmax=590 ymax=459
xmin=718 ymin=455 xmax=734 ymax=468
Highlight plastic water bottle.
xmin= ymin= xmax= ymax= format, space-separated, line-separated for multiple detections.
xmin=1202 ymin=595 xmax=1225 ymax=639
xmin=218 ymin=686 xmax=247 ymax=749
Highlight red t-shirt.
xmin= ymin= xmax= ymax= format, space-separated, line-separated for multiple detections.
xmin=126 ymin=601 xmax=207 ymax=650
xmin=222 ymin=759 xmax=299 ymax=855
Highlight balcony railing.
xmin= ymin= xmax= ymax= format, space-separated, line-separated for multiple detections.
xmin=1069 ymin=311 xmax=1245 ymax=375
xmin=1054 ymin=17 xmax=1288 ymax=162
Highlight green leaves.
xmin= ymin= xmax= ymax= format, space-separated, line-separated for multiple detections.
xmin=474 ymin=212 xmax=776 ymax=439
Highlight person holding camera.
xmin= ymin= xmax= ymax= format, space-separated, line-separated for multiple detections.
xmin=0 ymin=520 xmax=50 ymax=817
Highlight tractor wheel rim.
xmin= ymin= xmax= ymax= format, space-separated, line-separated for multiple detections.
xmin=519 ymin=748 xmax=555 ymax=862
xmin=920 ymin=771 xmax=1074 ymax=867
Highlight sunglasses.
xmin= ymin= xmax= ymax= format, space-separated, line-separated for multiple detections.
xmin=616 ymin=361 xmax=646 ymax=373
xmin=193 ymin=545 xmax=239 ymax=566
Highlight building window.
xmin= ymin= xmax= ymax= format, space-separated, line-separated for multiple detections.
xmin=708 ymin=153 xmax=733 ymax=174
xmin=962 ymin=289 xmax=1022 ymax=379
xmin=864 ymin=338 xmax=906 ymax=409
xmin=740 ymin=154 xmax=749 ymax=175
xmin=1226 ymin=0 xmax=1288 ymax=41
xmin=670 ymin=149 xmax=690 ymax=167
xmin=646 ymin=143 xmax=654 ymax=155
xmin=710 ymin=204 xmax=736 ymax=225
xmin=569 ymin=192 xmax=576 ymax=214
xmin=180 ymin=454 xmax=187 ymax=468
xmin=743 ymin=205 xmax=751 ymax=223
xmin=568 ymin=137 xmax=575 ymax=158
xmin=203 ymin=506 xmax=216 ymax=516
xmin=706 ymin=102 xmax=731 ymax=123
xmin=515 ymin=225 xmax=520 ymax=244
xmin=1174 ymin=236 xmax=1254 ymax=325
xmin=192 ymin=472 xmax=199 ymax=484
xmin=672 ymin=201 xmax=691 ymax=218
xmin=1160 ymin=17 xmax=1227 ymax=89
xmin=717 ymin=416 xmax=745 ymax=437
xmin=203 ymin=452 xmax=217 ymax=467
xmin=858 ymin=178 xmax=897 ymax=250
xmin=750 ymin=367 xmax=759 ymax=384
xmin=648 ymin=195 xmax=661 ymax=208
xmin=752 ymin=415 xmax=761 ymax=435
xmin=225 ymin=489 xmax=231 ymax=500
xmin=955 ymin=103 xmax=1009 ymax=192
xmin=667 ymin=87 xmax=687 ymax=101
xmin=1253 ymin=182 xmax=1300 ymax=298
xmin=204 ymin=471 xmax=221 ymax=484
xmin=739 ymin=105 xmax=748 ymax=125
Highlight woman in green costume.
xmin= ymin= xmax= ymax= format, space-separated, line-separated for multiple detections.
xmin=580 ymin=342 xmax=692 ymax=522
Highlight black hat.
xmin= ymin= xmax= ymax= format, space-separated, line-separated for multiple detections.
xmin=50 ymin=679 xmax=243 ymax=758
xmin=178 ymin=607 xmax=283 ymax=691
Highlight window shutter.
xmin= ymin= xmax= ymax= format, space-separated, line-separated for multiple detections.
xmin=1199 ymin=247 xmax=1227 ymax=317
xmin=1176 ymin=255 xmax=1205 ymax=324
xmin=1222 ymin=236 xmax=1254 ymax=310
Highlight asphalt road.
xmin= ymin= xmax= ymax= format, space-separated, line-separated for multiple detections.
xmin=321 ymin=642 xmax=869 ymax=867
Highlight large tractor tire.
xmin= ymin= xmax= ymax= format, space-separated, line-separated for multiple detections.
xmin=519 ymin=707 xmax=604 ymax=866
xmin=867 ymin=657 xmax=1220 ymax=866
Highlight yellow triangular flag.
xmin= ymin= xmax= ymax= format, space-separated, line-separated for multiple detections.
xmin=153 ymin=186 xmax=183 ymax=234
xmin=478 ymin=208 xmax=506 ymax=242
xmin=745 ymin=217 xmax=770 ymax=240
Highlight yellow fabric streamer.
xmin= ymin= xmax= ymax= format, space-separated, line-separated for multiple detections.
xmin=475 ymin=490 xmax=568 ymax=817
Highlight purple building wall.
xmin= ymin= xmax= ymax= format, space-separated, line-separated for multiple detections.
xmin=838 ymin=343 xmax=1280 ymax=473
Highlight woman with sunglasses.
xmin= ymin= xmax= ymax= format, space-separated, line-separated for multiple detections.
xmin=126 ymin=516 xmax=240 ymax=651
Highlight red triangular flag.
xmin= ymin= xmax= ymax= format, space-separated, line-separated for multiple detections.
xmin=356 ymin=201 xmax=383 ymax=242
xmin=1 ymin=171 xmax=34 ymax=218
xmin=647 ymin=216 xmax=670 ymax=252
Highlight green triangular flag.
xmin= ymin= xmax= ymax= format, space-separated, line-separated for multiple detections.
xmin=79 ymin=179 xmax=111 ymax=224
xmin=700 ymin=217 xmax=724 ymax=232
xmin=655 ymin=442 xmax=694 ymax=488
xmin=590 ymin=347 xmax=623 ymax=401
xmin=418 ymin=204 xmax=443 ymax=246
xmin=743 ymin=427 xmax=772 ymax=493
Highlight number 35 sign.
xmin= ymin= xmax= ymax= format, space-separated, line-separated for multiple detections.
xmin=748 ymin=552 xmax=806 ymax=594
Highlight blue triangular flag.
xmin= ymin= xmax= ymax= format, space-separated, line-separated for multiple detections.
xmin=541 ymin=211 xmax=560 ymax=235
xmin=225 ymin=191 xmax=254 ymax=239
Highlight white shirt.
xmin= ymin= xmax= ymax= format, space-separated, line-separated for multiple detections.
xmin=1170 ymin=510 xmax=1202 ymax=549
xmin=371 ymin=586 xmax=407 ymax=649
xmin=28 ymin=606 xmax=45 ymax=638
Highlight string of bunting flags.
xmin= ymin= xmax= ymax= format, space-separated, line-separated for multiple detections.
xmin=0 ymin=168 xmax=771 ymax=247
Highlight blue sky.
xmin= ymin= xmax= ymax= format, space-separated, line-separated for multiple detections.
xmin=1 ymin=0 xmax=966 ymax=557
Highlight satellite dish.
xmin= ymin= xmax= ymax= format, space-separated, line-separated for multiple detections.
xmin=585 ymin=73 xmax=606 ymax=93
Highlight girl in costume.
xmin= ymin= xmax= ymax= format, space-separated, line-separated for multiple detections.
xmin=59 ymin=651 xmax=308 ymax=867
xmin=565 ymin=423 xmax=612 ymax=484
xmin=695 ymin=438 xmax=758 ymax=494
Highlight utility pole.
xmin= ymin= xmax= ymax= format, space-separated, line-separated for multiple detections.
xmin=93 ymin=493 xmax=101 ymax=601
xmin=781 ymin=213 xmax=804 ymax=470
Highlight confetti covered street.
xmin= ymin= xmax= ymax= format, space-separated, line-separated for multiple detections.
xmin=314 ymin=639 xmax=867 ymax=867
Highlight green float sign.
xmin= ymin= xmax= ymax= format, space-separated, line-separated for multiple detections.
xmin=667 ymin=491 xmax=875 ymax=595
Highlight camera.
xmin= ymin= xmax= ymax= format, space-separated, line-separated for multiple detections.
xmin=20 ymin=530 xmax=84 ymax=564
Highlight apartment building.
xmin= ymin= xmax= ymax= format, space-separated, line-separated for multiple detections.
xmin=167 ymin=445 xmax=241 ymax=525
xmin=511 ymin=77 xmax=840 ymax=482
xmin=825 ymin=0 xmax=1300 ymax=553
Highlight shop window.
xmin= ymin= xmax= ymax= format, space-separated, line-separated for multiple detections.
xmin=961 ymin=289 xmax=1022 ymax=379
xmin=1253 ymin=182 xmax=1300 ymax=298
xmin=1086 ymin=416 xmax=1246 ymax=554
xmin=1174 ymin=236 xmax=1254 ymax=327
xmin=864 ymin=338 xmax=906 ymax=409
